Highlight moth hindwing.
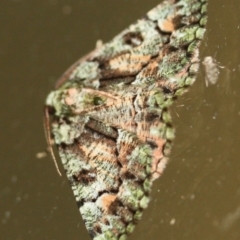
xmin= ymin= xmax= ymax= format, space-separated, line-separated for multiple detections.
xmin=45 ymin=0 xmax=207 ymax=239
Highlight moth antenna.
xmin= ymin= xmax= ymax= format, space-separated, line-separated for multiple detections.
xmin=44 ymin=106 xmax=62 ymax=176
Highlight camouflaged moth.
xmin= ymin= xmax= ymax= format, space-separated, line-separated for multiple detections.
xmin=45 ymin=0 xmax=207 ymax=239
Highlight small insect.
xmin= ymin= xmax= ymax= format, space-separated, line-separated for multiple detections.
xmin=202 ymin=56 xmax=224 ymax=87
xmin=45 ymin=0 xmax=207 ymax=239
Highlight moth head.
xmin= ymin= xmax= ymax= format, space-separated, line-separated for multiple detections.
xmin=45 ymin=87 xmax=106 ymax=117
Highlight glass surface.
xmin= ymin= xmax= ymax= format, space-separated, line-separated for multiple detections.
xmin=0 ymin=1 xmax=239 ymax=240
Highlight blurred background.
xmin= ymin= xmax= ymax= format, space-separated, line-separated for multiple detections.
xmin=0 ymin=0 xmax=240 ymax=239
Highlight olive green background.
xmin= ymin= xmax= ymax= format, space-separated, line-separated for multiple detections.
xmin=0 ymin=1 xmax=240 ymax=240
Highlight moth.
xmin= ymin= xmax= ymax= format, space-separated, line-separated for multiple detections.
xmin=45 ymin=0 xmax=207 ymax=239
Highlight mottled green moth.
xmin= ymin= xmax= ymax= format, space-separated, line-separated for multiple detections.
xmin=45 ymin=0 xmax=207 ymax=239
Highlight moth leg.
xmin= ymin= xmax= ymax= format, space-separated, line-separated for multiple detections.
xmin=81 ymin=88 xmax=118 ymax=100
